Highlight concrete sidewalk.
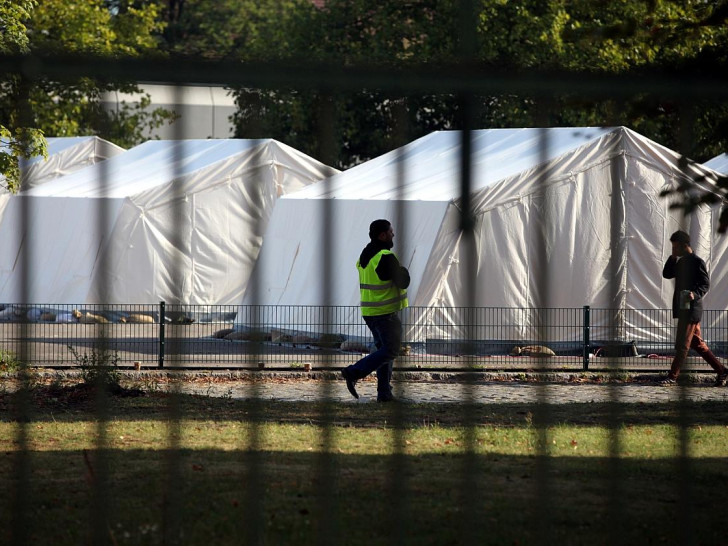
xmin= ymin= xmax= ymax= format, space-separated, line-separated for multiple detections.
xmin=172 ymin=376 xmax=728 ymax=405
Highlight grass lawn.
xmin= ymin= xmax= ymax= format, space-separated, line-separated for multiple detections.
xmin=1 ymin=384 xmax=727 ymax=545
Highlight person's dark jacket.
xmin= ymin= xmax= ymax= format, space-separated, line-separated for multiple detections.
xmin=662 ymin=253 xmax=709 ymax=321
xmin=359 ymin=240 xmax=410 ymax=289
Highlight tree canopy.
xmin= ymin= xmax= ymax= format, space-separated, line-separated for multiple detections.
xmin=2 ymin=0 xmax=727 ymax=192
xmin=0 ymin=0 xmax=172 ymax=191
xmin=25 ymin=0 xmax=176 ymax=148
xmin=0 ymin=0 xmax=46 ymax=192
xmin=224 ymin=0 xmax=728 ymax=169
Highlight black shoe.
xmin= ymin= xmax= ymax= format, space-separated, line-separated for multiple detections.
xmin=659 ymin=376 xmax=677 ymax=386
xmin=715 ymin=370 xmax=728 ymax=387
xmin=377 ymin=393 xmax=396 ymax=403
xmin=341 ymin=368 xmax=359 ymax=399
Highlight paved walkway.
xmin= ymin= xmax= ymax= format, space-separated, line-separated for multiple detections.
xmin=174 ymin=377 xmax=728 ymax=405
xmin=19 ymin=369 xmax=728 ymax=405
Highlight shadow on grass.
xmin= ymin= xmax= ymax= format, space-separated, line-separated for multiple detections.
xmin=1 ymin=446 xmax=727 ymax=546
xmin=2 ymin=387 xmax=728 ymax=544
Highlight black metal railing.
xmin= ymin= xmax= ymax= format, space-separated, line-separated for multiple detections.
xmin=2 ymin=302 xmax=726 ymax=371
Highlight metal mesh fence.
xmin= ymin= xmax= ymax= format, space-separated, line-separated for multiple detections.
xmin=3 ymin=303 xmax=728 ymax=370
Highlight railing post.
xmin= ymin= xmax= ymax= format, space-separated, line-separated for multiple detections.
xmin=158 ymin=301 xmax=165 ymax=369
xmin=583 ymin=305 xmax=590 ymax=371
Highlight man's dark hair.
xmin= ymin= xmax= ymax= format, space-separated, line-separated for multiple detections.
xmin=369 ymin=219 xmax=391 ymax=240
xmin=670 ymin=230 xmax=691 ymax=245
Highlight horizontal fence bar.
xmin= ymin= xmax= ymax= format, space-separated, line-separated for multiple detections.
xmin=3 ymin=53 xmax=728 ymax=100
xmin=1 ymin=303 xmax=726 ymax=372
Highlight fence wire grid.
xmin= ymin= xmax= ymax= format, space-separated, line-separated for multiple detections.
xmin=3 ymin=303 xmax=728 ymax=372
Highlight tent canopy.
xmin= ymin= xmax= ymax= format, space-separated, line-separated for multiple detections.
xmin=705 ymin=153 xmax=728 ymax=174
xmin=1 ymin=136 xmax=124 ymax=194
xmin=251 ymin=127 xmax=614 ymax=306
xmin=288 ymin=128 xmax=613 ymax=201
xmin=19 ymin=136 xmax=125 ymax=191
xmin=24 ymin=138 xmax=311 ymax=198
xmin=245 ymin=127 xmax=723 ymax=342
xmin=0 ymin=139 xmax=338 ymax=304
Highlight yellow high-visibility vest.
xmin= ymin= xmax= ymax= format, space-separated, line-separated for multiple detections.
xmin=357 ymin=249 xmax=408 ymax=316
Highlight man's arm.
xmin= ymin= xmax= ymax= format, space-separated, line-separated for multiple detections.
xmin=662 ymin=256 xmax=678 ymax=279
xmin=376 ymin=254 xmax=410 ymax=289
xmin=692 ymin=257 xmax=710 ymax=300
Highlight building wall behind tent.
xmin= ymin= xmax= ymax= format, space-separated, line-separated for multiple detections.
xmin=101 ymin=84 xmax=236 ymax=140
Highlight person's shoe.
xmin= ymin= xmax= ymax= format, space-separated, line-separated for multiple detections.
xmin=659 ymin=376 xmax=677 ymax=386
xmin=377 ymin=393 xmax=396 ymax=403
xmin=714 ymin=370 xmax=728 ymax=387
xmin=341 ymin=368 xmax=359 ymax=399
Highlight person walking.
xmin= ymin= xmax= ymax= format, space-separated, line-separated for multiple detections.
xmin=661 ymin=230 xmax=728 ymax=386
xmin=341 ymin=219 xmax=410 ymax=401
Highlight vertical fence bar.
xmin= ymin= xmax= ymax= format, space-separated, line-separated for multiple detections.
xmin=161 ymin=86 xmax=187 ymax=545
xmin=313 ymin=91 xmax=337 ymax=545
xmin=158 ymin=300 xmax=165 ymax=368
xmin=675 ymin=103 xmax=696 ymax=546
xmin=606 ymin=111 xmax=627 ymax=545
xmin=583 ymin=305 xmax=590 ymax=370
xmin=455 ymin=0 xmax=479 ymax=527
xmin=12 ymin=70 xmax=33 ymax=546
xmin=533 ymin=117 xmax=554 ymax=546
xmin=389 ymin=98 xmax=411 ymax=546
xmin=236 ymin=111 xmax=265 ymax=543
xmin=89 ymin=104 xmax=114 ymax=546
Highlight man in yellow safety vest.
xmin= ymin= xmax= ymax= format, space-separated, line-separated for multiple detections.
xmin=341 ymin=219 xmax=410 ymax=402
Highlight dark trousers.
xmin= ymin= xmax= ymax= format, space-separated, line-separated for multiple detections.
xmin=349 ymin=313 xmax=402 ymax=397
xmin=669 ymin=319 xmax=726 ymax=378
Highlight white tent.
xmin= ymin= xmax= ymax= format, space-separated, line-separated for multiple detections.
xmin=700 ymin=152 xmax=728 ymax=326
xmin=20 ymin=136 xmax=125 ymax=191
xmin=0 ymin=139 xmax=338 ymax=304
xmin=0 ymin=136 xmax=124 ymax=194
xmin=705 ymin=153 xmax=728 ymax=174
xmin=245 ymin=127 xmax=722 ymax=344
xmin=0 ymin=137 xmax=125 ymax=288
xmin=0 ymin=136 xmax=124 ymax=193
